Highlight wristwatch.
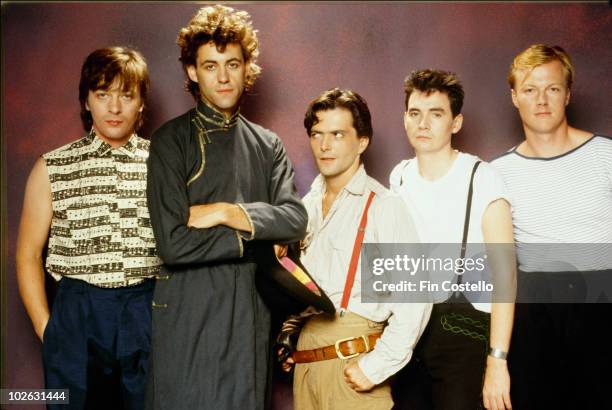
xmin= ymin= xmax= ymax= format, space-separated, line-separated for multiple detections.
xmin=488 ymin=347 xmax=508 ymax=360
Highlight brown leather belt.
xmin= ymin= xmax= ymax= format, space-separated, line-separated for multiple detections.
xmin=292 ymin=333 xmax=382 ymax=363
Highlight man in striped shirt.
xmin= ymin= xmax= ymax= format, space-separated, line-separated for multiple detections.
xmin=492 ymin=44 xmax=612 ymax=410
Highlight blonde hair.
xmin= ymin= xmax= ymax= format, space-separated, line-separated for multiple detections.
xmin=178 ymin=5 xmax=261 ymax=98
xmin=508 ymin=44 xmax=574 ymax=89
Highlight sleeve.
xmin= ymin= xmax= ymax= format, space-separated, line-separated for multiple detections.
xmin=146 ymin=127 xmax=243 ymax=267
xmin=358 ymin=302 xmax=432 ymax=384
xmin=357 ymin=194 xmax=432 ymax=384
xmin=238 ymin=135 xmax=308 ymax=243
xmin=474 ymin=162 xmax=513 ymax=217
xmin=389 ymin=160 xmax=409 ymax=194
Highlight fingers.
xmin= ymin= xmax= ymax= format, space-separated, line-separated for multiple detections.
xmin=502 ymin=390 xmax=512 ymax=409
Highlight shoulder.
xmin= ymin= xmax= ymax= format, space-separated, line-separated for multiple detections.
xmin=239 ymin=115 xmax=281 ymax=144
xmin=42 ymin=137 xmax=87 ymax=159
xmin=42 ymin=135 xmax=91 ymax=161
xmin=367 ymin=176 xmax=410 ymax=213
xmin=389 ymin=159 xmax=413 ymax=189
xmin=588 ymin=134 xmax=612 ymax=152
xmin=151 ymin=110 xmax=193 ymax=143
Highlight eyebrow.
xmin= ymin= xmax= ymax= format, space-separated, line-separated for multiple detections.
xmin=408 ymin=107 xmax=445 ymax=113
xmin=200 ymin=57 xmax=243 ymax=65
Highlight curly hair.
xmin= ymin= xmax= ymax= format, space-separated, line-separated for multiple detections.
xmin=177 ymin=5 xmax=261 ymax=99
xmin=403 ymin=69 xmax=464 ymax=117
xmin=508 ymin=44 xmax=574 ymax=90
xmin=78 ymin=46 xmax=150 ymax=132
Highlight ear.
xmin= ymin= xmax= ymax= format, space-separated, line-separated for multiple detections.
xmin=511 ymin=89 xmax=519 ymax=109
xmin=138 ymin=104 xmax=144 ymax=113
xmin=565 ymin=88 xmax=571 ymax=106
xmin=187 ymin=65 xmax=199 ymax=84
xmin=403 ymin=111 xmax=410 ymax=132
xmin=357 ymin=136 xmax=370 ymax=154
xmin=85 ymin=101 xmax=90 ymax=111
xmin=451 ymin=113 xmax=463 ymax=135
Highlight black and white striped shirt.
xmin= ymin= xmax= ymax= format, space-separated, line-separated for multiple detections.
xmin=492 ymin=135 xmax=612 ymax=271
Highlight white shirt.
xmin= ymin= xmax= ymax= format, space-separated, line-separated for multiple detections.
xmin=301 ymin=165 xmax=432 ymax=384
xmin=389 ymin=152 xmax=510 ymax=312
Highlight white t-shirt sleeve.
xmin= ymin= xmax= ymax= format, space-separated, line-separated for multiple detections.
xmin=389 ymin=160 xmax=410 ymax=194
xmin=474 ymin=162 xmax=512 ymax=214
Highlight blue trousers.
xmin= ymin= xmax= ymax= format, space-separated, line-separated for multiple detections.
xmin=43 ymin=277 xmax=154 ymax=410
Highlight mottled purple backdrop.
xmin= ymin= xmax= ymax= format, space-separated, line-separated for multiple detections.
xmin=2 ymin=3 xmax=611 ymax=409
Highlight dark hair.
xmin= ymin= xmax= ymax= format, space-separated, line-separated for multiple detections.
xmin=304 ymin=88 xmax=373 ymax=141
xmin=403 ymin=69 xmax=464 ymax=117
xmin=78 ymin=46 xmax=150 ymax=131
xmin=178 ymin=5 xmax=261 ymax=99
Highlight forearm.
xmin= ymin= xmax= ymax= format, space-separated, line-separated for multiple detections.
xmin=489 ymin=302 xmax=514 ymax=353
xmin=16 ymin=255 xmax=50 ymax=341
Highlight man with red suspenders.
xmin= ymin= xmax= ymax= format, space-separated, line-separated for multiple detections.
xmin=279 ymin=88 xmax=432 ymax=409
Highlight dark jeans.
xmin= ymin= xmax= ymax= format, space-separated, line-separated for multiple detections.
xmin=393 ymin=302 xmax=490 ymax=410
xmin=509 ymin=302 xmax=612 ymax=410
xmin=43 ymin=277 xmax=154 ymax=410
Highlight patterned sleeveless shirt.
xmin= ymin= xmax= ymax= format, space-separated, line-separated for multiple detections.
xmin=42 ymin=131 xmax=162 ymax=287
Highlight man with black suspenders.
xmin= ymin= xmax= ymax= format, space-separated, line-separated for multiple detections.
xmin=389 ymin=69 xmax=516 ymax=410
xmin=280 ymin=88 xmax=432 ymax=409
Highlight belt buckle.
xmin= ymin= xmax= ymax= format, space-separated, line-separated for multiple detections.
xmin=334 ymin=335 xmax=369 ymax=360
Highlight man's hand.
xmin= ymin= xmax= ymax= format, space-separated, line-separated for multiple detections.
xmin=277 ymin=347 xmax=295 ymax=373
xmin=343 ymin=360 xmax=375 ymax=392
xmin=274 ymin=244 xmax=288 ymax=259
xmin=482 ymin=356 xmax=512 ymax=410
xmin=188 ymin=203 xmax=230 ymax=229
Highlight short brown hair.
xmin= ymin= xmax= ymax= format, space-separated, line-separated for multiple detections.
xmin=177 ymin=5 xmax=261 ymax=99
xmin=304 ymin=88 xmax=373 ymax=142
xmin=508 ymin=44 xmax=575 ymax=89
xmin=78 ymin=46 xmax=150 ymax=131
xmin=403 ymin=69 xmax=464 ymax=117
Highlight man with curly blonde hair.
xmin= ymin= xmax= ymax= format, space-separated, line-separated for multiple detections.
xmin=145 ymin=5 xmax=307 ymax=410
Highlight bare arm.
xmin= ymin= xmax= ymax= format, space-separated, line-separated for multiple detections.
xmin=188 ymin=203 xmax=251 ymax=232
xmin=16 ymin=157 xmax=53 ymax=342
xmin=482 ymin=198 xmax=516 ymax=410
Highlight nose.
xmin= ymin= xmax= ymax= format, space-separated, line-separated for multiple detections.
xmin=217 ymin=66 xmax=229 ymax=83
xmin=536 ymin=90 xmax=548 ymax=105
xmin=320 ymin=134 xmax=332 ymax=152
xmin=418 ymin=114 xmax=430 ymax=129
xmin=108 ymin=95 xmax=121 ymax=114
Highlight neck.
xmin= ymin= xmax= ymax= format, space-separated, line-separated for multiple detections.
xmin=519 ymin=121 xmax=591 ymax=157
xmin=415 ymin=147 xmax=458 ymax=181
xmin=323 ymin=162 xmax=360 ymax=196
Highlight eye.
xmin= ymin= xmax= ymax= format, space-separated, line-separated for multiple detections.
xmin=432 ymin=112 xmax=442 ymax=119
xmin=204 ymin=64 xmax=216 ymax=71
xmin=310 ymin=132 xmax=321 ymax=139
xmin=523 ymin=88 xmax=534 ymax=94
xmin=95 ymin=91 xmax=108 ymax=99
xmin=550 ymin=87 xmax=561 ymax=93
xmin=228 ymin=62 xmax=241 ymax=69
xmin=121 ymin=94 xmax=133 ymax=101
xmin=408 ymin=111 xmax=419 ymax=117
xmin=334 ymin=132 xmax=344 ymax=139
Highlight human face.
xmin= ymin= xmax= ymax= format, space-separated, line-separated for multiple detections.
xmin=86 ymin=79 xmax=143 ymax=148
xmin=404 ymin=90 xmax=463 ymax=155
xmin=187 ymin=42 xmax=246 ymax=117
xmin=309 ymin=108 xmax=369 ymax=187
xmin=511 ymin=60 xmax=570 ymax=136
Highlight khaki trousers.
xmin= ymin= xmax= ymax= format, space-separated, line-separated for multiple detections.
xmin=293 ymin=312 xmax=393 ymax=410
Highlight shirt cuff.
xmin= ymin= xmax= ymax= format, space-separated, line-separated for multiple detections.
xmin=358 ymin=351 xmax=391 ymax=385
xmin=236 ymin=203 xmax=255 ymax=241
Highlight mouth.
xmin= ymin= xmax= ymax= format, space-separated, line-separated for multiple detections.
xmin=319 ymin=157 xmax=335 ymax=163
xmin=105 ymin=120 xmax=123 ymax=126
xmin=415 ymin=135 xmax=431 ymax=140
xmin=217 ymin=89 xmax=233 ymax=94
xmin=535 ymin=112 xmax=551 ymax=116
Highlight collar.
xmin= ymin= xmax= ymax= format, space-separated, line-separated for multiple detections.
xmin=196 ymin=99 xmax=240 ymax=130
xmin=310 ymin=164 xmax=368 ymax=196
xmin=87 ymin=129 xmax=139 ymax=158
